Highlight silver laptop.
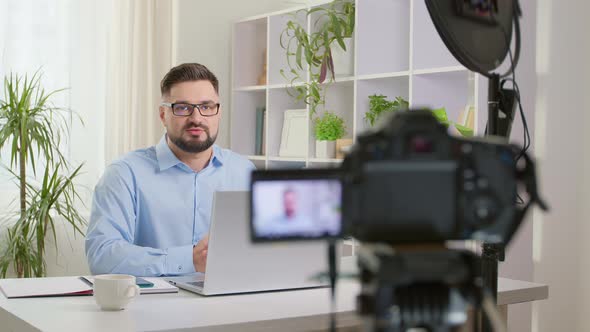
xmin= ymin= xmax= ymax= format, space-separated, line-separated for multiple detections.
xmin=164 ymin=191 xmax=328 ymax=296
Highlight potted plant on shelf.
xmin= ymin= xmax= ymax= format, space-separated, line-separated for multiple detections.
xmin=280 ymin=0 xmax=355 ymax=116
xmin=365 ymin=95 xmax=474 ymax=137
xmin=431 ymin=107 xmax=474 ymax=137
xmin=365 ymin=94 xmax=409 ymax=127
xmin=0 ymin=72 xmax=86 ymax=278
xmin=314 ymin=111 xmax=346 ymax=159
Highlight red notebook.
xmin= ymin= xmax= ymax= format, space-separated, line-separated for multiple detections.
xmin=0 ymin=277 xmax=92 ymax=298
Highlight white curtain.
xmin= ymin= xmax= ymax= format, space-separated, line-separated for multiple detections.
xmin=0 ymin=0 xmax=102 ymax=277
xmin=0 ymin=0 xmax=70 ymax=91
xmin=105 ymin=0 xmax=174 ymax=164
xmin=0 ymin=0 xmax=72 ymax=208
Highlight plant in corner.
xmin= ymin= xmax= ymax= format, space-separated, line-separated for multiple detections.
xmin=314 ymin=111 xmax=346 ymax=159
xmin=431 ymin=107 xmax=474 ymax=137
xmin=365 ymin=94 xmax=409 ymax=127
xmin=280 ymin=0 xmax=355 ymax=116
xmin=0 ymin=71 xmax=87 ymax=278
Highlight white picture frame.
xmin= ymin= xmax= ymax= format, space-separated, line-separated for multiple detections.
xmin=279 ymin=109 xmax=309 ymax=157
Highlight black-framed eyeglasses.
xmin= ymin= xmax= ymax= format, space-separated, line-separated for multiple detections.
xmin=161 ymin=102 xmax=220 ymax=117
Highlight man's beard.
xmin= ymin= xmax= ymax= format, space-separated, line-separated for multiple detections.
xmin=169 ymin=124 xmax=217 ymax=153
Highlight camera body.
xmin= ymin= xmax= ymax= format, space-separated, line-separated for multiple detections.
xmin=342 ymin=110 xmax=520 ymax=245
xmin=250 ymin=109 xmax=545 ymax=246
xmin=249 ymin=109 xmax=546 ymax=331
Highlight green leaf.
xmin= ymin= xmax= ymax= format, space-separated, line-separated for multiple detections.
xmin=331 ymin=14 xmax=345 ymax=50
xmin=304 ymin=47 xmax=312 ymax=66
xmin=454 ymin=123 xmax=474 ymax=137
xmin=307 ymin=7 xmax=325 ymax=15
xmin=295 ymin=43 xmax=303 ymax=69
xmin=431 ymin=107 xmax=449 ymax=123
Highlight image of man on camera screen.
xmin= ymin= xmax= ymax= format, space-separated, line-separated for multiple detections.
xmin=253 ymin=180 xmax=341 ymax=238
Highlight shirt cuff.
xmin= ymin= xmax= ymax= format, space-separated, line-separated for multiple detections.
xmin=165 ymin=245 xmax=196 ymax=275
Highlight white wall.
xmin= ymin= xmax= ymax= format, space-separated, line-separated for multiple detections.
xmin=582 ymin=15 xmax=590 ymax=332
xmin=532 ymin=1 xmax=590 ymax=331
xmin=494 ymin=1 xmax=537 ymax=331
xmin=174 ymin=0 xmax=306 ymax=148
xmin=45 ymin=0 xmax=109 ymax=277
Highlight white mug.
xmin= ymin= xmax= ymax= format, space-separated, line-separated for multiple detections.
xmin=93 ymin=274 xmax=140 ymax=311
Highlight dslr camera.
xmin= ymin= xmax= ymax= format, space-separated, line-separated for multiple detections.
xmin=251 ymin=110 xmax=545 ymax=245
xmin=249 ymin=110 xmax=546 ymax=331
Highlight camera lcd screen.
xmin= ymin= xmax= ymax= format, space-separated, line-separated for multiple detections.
xmin=250 ymin=170 xmax=343 ymax=242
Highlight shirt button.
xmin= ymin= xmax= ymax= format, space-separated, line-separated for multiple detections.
xmin=178 ymin=265 xmax=182 ymax=271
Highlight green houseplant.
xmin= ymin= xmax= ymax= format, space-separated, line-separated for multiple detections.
xmin=365 ymin=95 xmax=474 ymax=137
xmin=365 ymin=94 xmax=409 ymax=127
xmin=280 ymin=0 xmax=355 ymax=116
xmin=0 ymin=72 xmax=86 ymax=278
xmin=431 ymin=107 xmax=474 ymax=137
xmin=314 ymin=111 xmax=346 ymax=158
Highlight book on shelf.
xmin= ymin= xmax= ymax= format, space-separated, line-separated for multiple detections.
xmin=255 ymin=106 xmax=266 ymax=155
xmin=261 ymin=109 xmax=266 ymax=155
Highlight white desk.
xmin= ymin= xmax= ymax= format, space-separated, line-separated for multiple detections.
xmin=0 ymin=277 xmax=547 ymax=332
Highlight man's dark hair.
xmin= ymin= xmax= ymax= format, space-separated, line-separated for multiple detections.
xmin=160 ymin=63 xmax=219 ymax=96
xmin=283 ymin=188 xmax=296 ymax=197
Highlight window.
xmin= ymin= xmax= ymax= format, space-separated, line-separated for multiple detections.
xmin=0 ymin=0 xmax=71 ymax=209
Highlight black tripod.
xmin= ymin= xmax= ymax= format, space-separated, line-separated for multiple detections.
xmin=480 ymin=243 xmax=505 ymax=332
xmin=354 ymin=247 xmax=493 ymax=332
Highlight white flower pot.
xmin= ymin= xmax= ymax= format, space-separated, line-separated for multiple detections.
xmin=331 ymin=38 xmax=354 ymax=77
xmin=316 ymin=140 xmax=336 ymax=159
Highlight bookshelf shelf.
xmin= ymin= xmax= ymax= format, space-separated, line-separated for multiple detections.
xmin=412 ymin=66 xmax=468 ymax=76
xmin=247 ymin=155 xmax=267 ymax=161
xmin=308 ymin=158 xmax=344 ymax=163
xmin=231 ymin=0 xmax=483 ymax=170
xmin=357 ymin=71 xmax=410 ymax=81
xmin=234 ymin=85 xmax=267 ymax=92
xmin=268 ymin=157 xmax=307 ymax=162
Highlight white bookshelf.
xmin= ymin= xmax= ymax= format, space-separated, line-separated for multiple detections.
xmin=230 ymin=0 xmax=486 ymax=169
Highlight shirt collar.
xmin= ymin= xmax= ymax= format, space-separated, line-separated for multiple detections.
xmin=211 ymin=145 xmax=224 ymax=167
xmin=156 ymin=135 xmax=224 ymax=172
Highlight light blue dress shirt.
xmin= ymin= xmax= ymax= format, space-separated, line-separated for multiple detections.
xmin=85 ymin=135 xmax=255 ymax=276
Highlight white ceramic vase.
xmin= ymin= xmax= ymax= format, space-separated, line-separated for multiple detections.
xmin=331 ymin=38 xmax=354 ymax=77
xmin=316 ymin=140 xmax=336 ymax=159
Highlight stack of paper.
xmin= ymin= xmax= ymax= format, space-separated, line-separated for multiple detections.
xmin=0 ymin=276 xmax=178 ymax=299
xmin=0 ymin=277 xmax=92 ymax=298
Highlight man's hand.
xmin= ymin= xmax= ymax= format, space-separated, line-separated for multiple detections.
xmin=193 ymin=235 xmax=209 ymax=272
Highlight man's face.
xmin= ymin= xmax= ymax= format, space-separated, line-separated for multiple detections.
xmin=159 ymin=80 xmax=220 ymax=153
xmin=283 ymin=191 xmax=297 ymax=218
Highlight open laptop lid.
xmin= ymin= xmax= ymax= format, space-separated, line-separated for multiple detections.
xmin=202 ymin=191 xmax=328 ymax=295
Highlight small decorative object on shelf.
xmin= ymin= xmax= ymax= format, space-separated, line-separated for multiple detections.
xmin=257 ymin=49 xmax=267 ymax=86
xmin=365 ymin=95 xmax=409 ymax=127
xmin=279 ymin=109 xmax=309 ymax=157
xmin=336 ymin=138 xmax=353 ymax=159
xmin=459 ymin=104 xmax=475 ymax=131
xmin=316 ymin=140 xmax=335 ymax=159
xmin=255 ymin=106 xmax=266 ymax=155
xmin=314 ymin=111 xmax=346 ymax=159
